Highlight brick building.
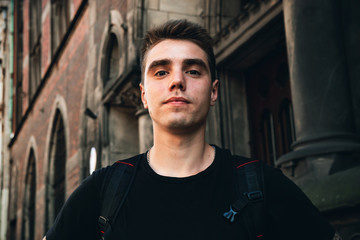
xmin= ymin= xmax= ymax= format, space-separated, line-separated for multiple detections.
xmin=3 ymin=0 xmax=360 ymax=239
xmin=0 ymin=1 xmax=12 ymax=240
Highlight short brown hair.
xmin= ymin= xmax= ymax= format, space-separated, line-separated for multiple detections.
xmin=141 ymin=19 xmax=217 ymax=82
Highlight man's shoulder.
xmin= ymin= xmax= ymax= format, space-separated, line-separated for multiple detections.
xmin=115 ymin=153 xmax=144 ymax=165
xmin=95 ymin=153 xmax=144 ymax=173
xmin=215 ymin=146 xmax=281 ymax=188
xmin=214 ymin=145 xmax=258 ymax=167
xmin=90 ymin=153 xmax=144 ymax=189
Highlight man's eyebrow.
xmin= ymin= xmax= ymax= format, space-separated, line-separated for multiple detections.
xmin=183 ymin=58 xmax=208 ymax=71
xmin=147 ymin=59 xmax=171 ymax=72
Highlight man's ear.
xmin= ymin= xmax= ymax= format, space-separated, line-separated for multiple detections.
xmin=210 ymin=79 xmax=219 ymax=106
xmin=139 ymin=83 xmax=148 ymax=109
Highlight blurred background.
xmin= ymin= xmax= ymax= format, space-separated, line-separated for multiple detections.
xmin=0 ymin=0 xmax=359 ymax=239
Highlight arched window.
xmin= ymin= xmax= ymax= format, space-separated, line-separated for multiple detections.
xmin=45 ymin=110 xmax=66 ymax=230
xmin=89 ymin=147 xmax=97 ymax=174
xmin=22 ymin=150 xmax=36 ymax=240
xmin=100 ymin=11 xmax=139 ymax=165
xmin=51 ymin=0 xmax=70 ymax=55
xmin=15 ymin=0 xmax=24 ymax=127
xmin=245 ymin=47 xmax=293 ymax=166
xmin=29 ymin=0 xmax=42 ymax=100
xmin=9 ymin=160 xmax=18 ymax=240
xmin=103 ymin=32 xmax=120 ymax=86
xmin=100 ymin=11 xmax=125 ymax=93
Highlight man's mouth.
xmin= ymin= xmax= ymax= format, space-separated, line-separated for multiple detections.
xmin=164 ymin=97 xmax=190 ymax=104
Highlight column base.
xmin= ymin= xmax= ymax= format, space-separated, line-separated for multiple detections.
xmin=277 ymin=132 xmax=360 ymax=165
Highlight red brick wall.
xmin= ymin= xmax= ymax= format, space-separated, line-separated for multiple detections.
xmin=11 ymin=2 xmax=87 ymax=239
xmin=10 ymin=0 xmax=130 ymax=238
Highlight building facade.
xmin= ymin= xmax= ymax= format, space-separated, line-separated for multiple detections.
xmin=0 ymin=1 xmax=12 ymax=239
xmin=4 ymin=0 xmax=360 ymax=239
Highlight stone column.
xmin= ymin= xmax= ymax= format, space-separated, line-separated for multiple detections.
xmin=341 ymin=1 xmax=360 ymax=136
xmin=136 ymin=107 xmax=153 ymax=153
xmin=279 ymin=0 xmax=360 ymax=165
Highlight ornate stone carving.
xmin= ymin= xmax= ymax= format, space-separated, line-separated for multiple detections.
xmin=109 ymin=82 xmax=141 ymax=108
xmin=213 ymin=0 xmax=281 ymax=44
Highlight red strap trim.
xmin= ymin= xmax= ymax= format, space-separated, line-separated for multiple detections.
xmin=236 ymin=160 xmax=260 ymax=168
xmin=115 ymin=161 xmax=134 ymax=167
xmin=256 ymin=234 xmax=264 ymax=238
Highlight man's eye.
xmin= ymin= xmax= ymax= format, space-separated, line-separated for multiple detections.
xmin=155 ymin=71 xmax=168 ymax=77
xmin=187 ymin=70 xmax=200 ymax=75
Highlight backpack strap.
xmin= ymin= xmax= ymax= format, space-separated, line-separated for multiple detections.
xmin=223 ymin=155 xmax=265 ymax=239
xmin=98 ymin=154 xmax=142 ymax=240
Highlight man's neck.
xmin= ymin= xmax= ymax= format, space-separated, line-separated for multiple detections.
xmin=148 ymin=124 xmax=215 ymax=178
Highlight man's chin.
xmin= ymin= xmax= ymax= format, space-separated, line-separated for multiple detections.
xmin=166 ymin=120 xmax=206 ymax=133
xmin=167 ymin=121 xmax=191 ymax=129
xmin=153 ymin=116 xmax=206 ymax=132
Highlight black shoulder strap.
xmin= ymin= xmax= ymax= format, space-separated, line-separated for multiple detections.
xmin=98 ymin=154 xmax=142 ymax=240
xmin=223 ymin=155 xmax=265 ymax=239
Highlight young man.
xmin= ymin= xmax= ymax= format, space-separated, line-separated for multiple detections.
xmin=44 ymin=20 xmax=338 ymax=240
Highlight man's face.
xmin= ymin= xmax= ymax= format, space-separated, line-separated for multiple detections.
xmin=140 ymin=39 xmax=218 ymax=132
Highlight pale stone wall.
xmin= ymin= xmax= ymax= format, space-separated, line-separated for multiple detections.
xmin=143 ymin=0 xmax=205 ymax=31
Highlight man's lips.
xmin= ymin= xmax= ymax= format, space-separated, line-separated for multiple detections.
xmin=163 ymin=97 xmax=190 ymax=104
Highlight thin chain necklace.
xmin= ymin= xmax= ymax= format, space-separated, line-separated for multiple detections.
xmin=147 ymin=147 xmax=151 ymax=164
xmin=146 ymin=146 xmax=216 ymax=165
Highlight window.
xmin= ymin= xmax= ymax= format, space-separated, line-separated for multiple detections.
xmin=29 ymin=0 xmax=42 ymax=100
xmin=15 ymin=0 xmax=24 ymax=127
xmin=89 ymin=147 xmax=97 ymax=174
xmin=22 ymin=150 xmax=36 ymax=240
xmin=9 ymin=160 xmax=18 ymax=240
xmin=246 ymin=48 xmax=295 ymax=166
xmin=9 ymin=220 xmax=17 ymax=240
xmin=100 ymin=11 xmax=125 ymax=93
xmin=45 ymin=110 xmax=66 ymax=231
xmin=100 ymin=11 xmax=140 ymax=164
xmin=51 ymin=0 xmax=70 ymax=55
xmin=103 ymin=33 xmax=120 ymax=86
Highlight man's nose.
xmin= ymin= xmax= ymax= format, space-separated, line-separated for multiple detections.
xmin=169 ymin=70 xmax=186 ymax=91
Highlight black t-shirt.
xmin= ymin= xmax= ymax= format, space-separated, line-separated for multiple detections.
xmin=46 ymin=146 xmax=334 ymax=240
